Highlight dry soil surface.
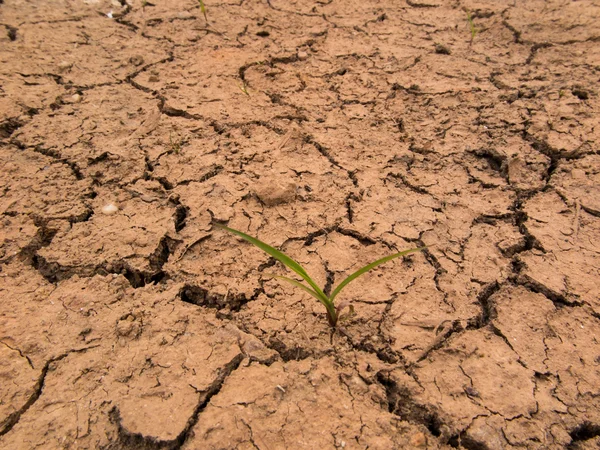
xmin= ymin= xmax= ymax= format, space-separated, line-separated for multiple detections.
xmin=1 ymin=0 xmax=600 ymax=449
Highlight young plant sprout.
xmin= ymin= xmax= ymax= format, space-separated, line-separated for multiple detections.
xmin=198 ymin=0 xmax=207 ymax=22
xmin=215 ymin=224 xmax=426 ymax=327
xmin=466 ymin=10 xmax=478 ymax=43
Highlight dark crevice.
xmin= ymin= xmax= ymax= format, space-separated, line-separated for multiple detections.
xmin=160 ymin=104 xmax=203 ymax=120
xmin=449 ymin=433 xmax=492 ymax=450
xmin=257 ymin=257 xmax=277 ymax=272
xmin=345 ymin=194 xmax=355 ymax=223
xmin=29 ymin=145 xmax=85 ymax=180
xmin=0 ymin=117 xmax=24 ymax=138
xmin=376 ymin=371 xmax=444 ymax=439
xmin=526 ymin=42 xmax=553 ymax=65
xmin=282 ymin=225 xmax=378 ymax=249
xmin=110 ymin=353 xmax=244 ymax=450
xmin=472 ymin=213 xmax=513 ymax=226
xmin=515 ymin=274 xmax=584 ymax=308
xmin=406 ymin=0 xmax=439 ymax=7
xmin=173 ymin=205 xmax=189 ymax=232
xmin=468 ymin=148 xmax=508 ymax=179
xmin=154 ymin=176 xmax=174 ymax=190
xmin=175 ymin=165 xmax=223 ymax=187
xmin=14 ymin=218 xmax=60 ymax=266
xmin=501 ymin=20 xmax=522 ymax=44
xmin=179 ymin=284 xmax=263 ymax=312
xmin=149 ymin=235 xmax=179 ymax=273
xmin=415 ymin=320 xmax=464 ymax=363
xmin=568 ymin=422 xmax=600 ymax=449
xmin=304 ymin=136 xmax=344 ymax=170
xmin=33 ymin=235 xmax=178 ymax=288
xmin=511 ymin=193 xmax=542 ymax=252
xmin=468 ymin=281 xmax=500 ymax=329
xmin=267 ymin=338 xmax=313 ymax=362
xmin=338 ymin=326 xmax=403 ymax=364
xmin=581 ymin=204 xmax=600 ymax=218
xmin=323 ymin=263 xmax=334 ymax=297
xmin=527 ymin=137 xmax=582 ymax=183
xmin=386 ymin=172 xmax=431 ymax=195
xmin=336 ymin=227 xmax=376 ymax=246
xmin=5 ymin=24 xmax=17 ymax=41
xmin=11 ymin=211 xmax=90 ymax=266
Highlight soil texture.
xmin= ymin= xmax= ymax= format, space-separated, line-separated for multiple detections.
xmin=1 ymin=0 xmax=600 ymax=449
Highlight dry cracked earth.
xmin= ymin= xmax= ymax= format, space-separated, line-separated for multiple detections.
xmin=1 ymin=0 xmax=599 ymax=449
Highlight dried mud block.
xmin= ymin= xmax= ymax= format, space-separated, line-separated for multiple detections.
xmin=351 ymin=179 xmax=440 ymax=239
xmin=390 ymin=54 xmax=494 ymax=95
xmin=544 ymin=307 xmax=600 ymax=410
xmin=0 ymin=343 xmax=38 ymax=435
xmin=0 ymin=74 xmax=64 ymax=124
xmin=113 ymin=345 xmax=243 ymax=444
xmin=254 ymin=179 xmax=297 ymax=206
xmin=165 ymin=221 xmax=265 ymax=305
xmin=412 ymin=329 xmax=536 ymax=436
xmin=504 ymin=0 xmax=600 ymax=43
xmin=0 ymin=0 xmax=117 ymax=25
xmin=518 ymin=191 xmax=600 ymax=312
xmin=0 ymin=146 xmax=92 ymax=221
xmin=552 ymin=155 xmax=600 ymax=216
xmin=0 ymin=269 xmax=253 ymax=448
xmin=13 ymin=85 xmax=159 ymax=185
xmin=382 ymin=269 xmax=459 ymax=362
xmin=37 ymin=195 xmax=176 ymax=286
xmin=492 ymin=285 xmax=555 ymax=373
xmin=0 ymin=263 xmax=130 ymax=367
xmin=462 ymin=414 xmax=509 ymax=450
xmin=0 ymin=215 xmax=38 ymax=263
xmin=184 ymin=358 xmax=441 ymax=450
xmin=4 ymin=19 xmax=170 ymax=87
xmin=132 ymin=47 xmax=292 ymax=124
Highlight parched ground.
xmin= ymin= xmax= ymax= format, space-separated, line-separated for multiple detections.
xmin=1 ymin=0 xmax=599 ymax=448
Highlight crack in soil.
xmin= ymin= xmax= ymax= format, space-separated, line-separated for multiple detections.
xmin=0 ymin=345 xmax=99 ymax=437
xmin=109 ymin=353 xmax=244 ymax=450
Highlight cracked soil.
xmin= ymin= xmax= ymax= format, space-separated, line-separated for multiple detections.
xmin=1 ymin=0 xmax=600 ymax=449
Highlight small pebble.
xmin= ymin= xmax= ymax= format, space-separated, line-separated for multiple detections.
xmin=57 ymin=61 xmax=73 ymax=72
xmin=102 ymin=203 xmax=119 ymax=215
xmin=130 ymin=55 xmax=144 ymax=66
xmin=409 ymin=432 xmax=427 ymax=447
xmin=297 ymin=50 xmax=308 ymax=60
xmin=71 ymin=93 xmax=82 ymax=103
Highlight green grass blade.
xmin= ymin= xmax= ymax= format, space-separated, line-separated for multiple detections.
xmin=215 ymin=224 xmax=327 ymax=300
xmin=198 ymin=0 xmax=207 ymax=21
xmin=267 ymin=275 xmax=329 ymax=306
xmin=329 ymin=247 xmax=426 ymax=302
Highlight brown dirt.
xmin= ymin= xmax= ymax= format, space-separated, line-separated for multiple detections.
xmin=1 ymin=0 xmax=599 ymax=449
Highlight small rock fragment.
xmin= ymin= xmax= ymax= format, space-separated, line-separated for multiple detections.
xmin=71 ymin=93 xmax=82 ymax=103
xmin=129 ymin=55 xmax=144 ymax=66
xmin=297 ymin=50 xmax=308 ymax=60
xmin=254 ymin=181 xmax=297 ymax=206
xmin=57 ymin=61 xmax=73 ymax=72
xmin=102 ymin=203 xmax=119 ymax=215
xmin=434 ymin=43 xmax=451 ymax=55
xmin=409 ymin=431 xmax=427 ymax=447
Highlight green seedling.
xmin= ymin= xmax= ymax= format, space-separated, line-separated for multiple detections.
xmin=198 ymin=0 xmax=207 ymax=22
xmin=169 ymin=132 xmax=181 ymax=154
xmin=238 ymin=82 xmax=250 ymax=96
xmin=466 ymin=10 xmax=478 ymax=43
xmin=216 ymin=224 xmax=426 ymax=327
